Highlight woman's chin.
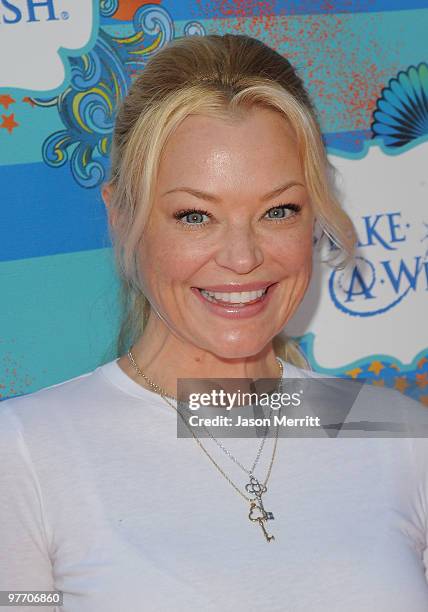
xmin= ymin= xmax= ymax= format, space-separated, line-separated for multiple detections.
xmin=202 ymin=339 xmax=273 ymax=361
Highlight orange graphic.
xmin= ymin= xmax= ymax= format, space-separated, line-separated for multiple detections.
xmin=415 ymin=373 xmax=428 ymax=389
xmin=22 ymin=96 xmax=37 ymax=107
xmin=394 ymin=376 xmax=408 ymax=393
xmin=418 ymin=356 xmax=428 ymax=369
xmin=345 ymin=367 xmax=363 ymax=379
xmin=0 ymin=94 xmax=15 ymax=110
xmin=0 ymin=113 xmax=19 ymax=134
xmin=368 ymin=360 xmax=385 ymax=376
xmin=112 ymin=0 xmax=161 ymax=21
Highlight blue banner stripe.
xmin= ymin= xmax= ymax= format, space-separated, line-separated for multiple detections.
xmin=0 ymin=163 xmax=110 ymax=262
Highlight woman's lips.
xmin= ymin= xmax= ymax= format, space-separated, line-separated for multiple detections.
xmin=197 ymin=281 xmax=273 ymax=292
xmin=191 ymin=282 xmax=278 ymax=319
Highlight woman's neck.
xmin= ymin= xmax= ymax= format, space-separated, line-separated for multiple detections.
xmin=116 ymin=314 xmax=282 ymax=399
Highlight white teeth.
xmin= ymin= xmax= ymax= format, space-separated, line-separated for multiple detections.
xmin=199 ymin=288 xmax=267 ymax=304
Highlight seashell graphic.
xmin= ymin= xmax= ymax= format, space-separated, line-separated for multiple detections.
xmin=371 ymin=63 xmax=428 ymax=147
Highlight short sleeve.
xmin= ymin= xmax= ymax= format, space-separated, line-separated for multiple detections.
xmin=0 ymin=402 xmax=56 ymax=610
xmin=409 ymin=433 xmax=428 ymax=580
xmin=395 ymin=388 xmax=428 ymax=581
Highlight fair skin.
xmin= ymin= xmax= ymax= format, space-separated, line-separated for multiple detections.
xmin=102 ymin=106 xmax=315 ymax=397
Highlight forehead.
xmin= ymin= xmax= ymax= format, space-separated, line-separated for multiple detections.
xmin=156 ymin=106 xmax=303 ymax=192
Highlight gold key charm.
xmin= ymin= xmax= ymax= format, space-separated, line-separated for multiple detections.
xmin=245 ymin=476 xmax=274 ymax=519
xmin=248 ymin=501 xmax=275 ymax=542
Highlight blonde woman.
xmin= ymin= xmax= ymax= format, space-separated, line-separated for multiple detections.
xmin=1 ymin=34 xmax=428 ymax=612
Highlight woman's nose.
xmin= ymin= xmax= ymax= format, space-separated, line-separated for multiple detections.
xmin=214 ymin=223 xmax=264 ymax=274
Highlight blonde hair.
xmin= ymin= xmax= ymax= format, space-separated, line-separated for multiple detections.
xmin=103 ymin=33 xmax=357 ymax=369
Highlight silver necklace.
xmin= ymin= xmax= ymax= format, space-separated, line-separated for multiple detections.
xmin=127 ymin=350 xmax=282 ymax=476
xmin=197 ymin=377 xmax=280 ymax=477
xmin=127 ymin=349 xmax=283 ymax=542
xmin=201 ymin=414 xmax=272 ymax=477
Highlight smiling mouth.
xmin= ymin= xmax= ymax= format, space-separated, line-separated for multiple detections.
xmin=196 ymin=285 xmax=272 ymax=305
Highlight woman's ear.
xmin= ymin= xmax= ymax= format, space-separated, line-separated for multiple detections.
xmin=101 ymin=182 xmax=117 ymax=229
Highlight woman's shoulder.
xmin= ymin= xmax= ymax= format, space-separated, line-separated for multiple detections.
xmin=0 ymin=361 xmax=114 ymax=434
xmin=280 ymin=358 xmax=326 ymax=380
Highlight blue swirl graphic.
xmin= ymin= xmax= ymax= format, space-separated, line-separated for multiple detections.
xmin=133 ymin=5 xmax=175 ymax=54
xmin=30 ymin=5 xmax=206 ymax=188
xmin=183 ymin=21 xmax=206 ymax=36
xmin=99 ymin=0 xmax=118 ymax=18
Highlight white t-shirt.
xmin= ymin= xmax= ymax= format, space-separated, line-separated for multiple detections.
xmin=1 ymin=357 xmax=428 ymax=611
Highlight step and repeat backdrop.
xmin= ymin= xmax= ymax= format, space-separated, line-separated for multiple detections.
xmin=0 ymin=0 xmax=427 ymax=403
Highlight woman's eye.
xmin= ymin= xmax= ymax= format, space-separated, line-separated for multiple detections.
xmin=264 ymin=204 xmax=301 ymax=220
xmin=174 ymin=209 xmax=211 ymax=226
xmin=173 ymin=204 xmax=301 ymax=228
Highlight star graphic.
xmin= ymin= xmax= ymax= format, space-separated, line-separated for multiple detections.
xmin=345 ymin=367 xmax=363 ymax=379
xmin=0 ymin=94 xmax=15 ymax=109
xmin=420 ymin=395 xmax=428 ymax=407
xmin=368 ymin=361 xmax=385 ymax=376
xmin=0 ymin=113 xmax=19 ymax=134
xmin=394 ymin=377 xmax=408 ymax=393
xmin=22 ymin=96 xmax=36 ymax=107
xmin=415 ymin=373 xmax=428 ymax=389
xmin=372 ymin=379 xmax=385 ymax=387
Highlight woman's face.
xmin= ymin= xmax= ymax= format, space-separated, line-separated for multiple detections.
xmin=138 ymin=106 xmax=315 ymax=359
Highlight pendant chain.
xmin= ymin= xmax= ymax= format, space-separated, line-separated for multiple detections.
xmin=197 ymin=399 xmax=276 ymax=477
xmin=127 ymin=349 xmax=283 ymax=503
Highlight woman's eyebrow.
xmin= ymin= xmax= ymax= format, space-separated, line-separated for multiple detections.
xmin=161 ymin=180 xmax=305 ymax=203
xmin=260 ymin=180 xmax=305 ymax=201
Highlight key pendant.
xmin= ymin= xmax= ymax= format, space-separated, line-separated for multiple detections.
xmin=248 ymin=501 xmax=275 ymax=542
xmin=246 ymin=475 xmax=275 ymax=543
